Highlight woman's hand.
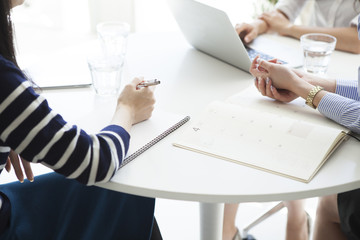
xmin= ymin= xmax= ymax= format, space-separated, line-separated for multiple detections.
xmin=251 ymin=56 xmax=301 ymax=102
xmin=235 ymin=22 xmax=260 ymax=43
xmin=259 ymin=10 xmax=292 ymax=35
xmin=250 ymin=56 xmax=314 ymax=100
xmin=5 ymin=150 xmax=34 ymax=182
xmin=117 ymin=77 xmax=156 ymax=124
xmin=235 ymin=18 xmax=268 ymax=43
xmin=255 ymin=76 xmax=299 ymax=103
xmin=250 ymin=56 xmax=302 ymax=91
xmin=111 ymin=77 xmax=156 ymax=132
xmin=254 ymin=57 xmax=299 ymax=102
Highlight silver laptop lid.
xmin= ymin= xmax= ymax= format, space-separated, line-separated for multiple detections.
xmin=168 ymin=0 xmax=251 ymax=72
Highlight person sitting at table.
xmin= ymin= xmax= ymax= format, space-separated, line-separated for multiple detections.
xmin=248 ymin=13 xmax=360 ymax=238
xmin=0 ymin=0 xmax=162 ymax=239
xmin=225 ymin=1 xmax=360 ymax=239
xmin=235 ymin=0 xmax=360 ymax=53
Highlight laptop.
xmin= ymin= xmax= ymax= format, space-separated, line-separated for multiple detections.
xmin=168 ymin=0 xmax=303 ymax=72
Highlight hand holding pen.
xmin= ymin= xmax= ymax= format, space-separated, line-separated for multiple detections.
xmin=136 ymin=79 xmax=161 ymax=90
xmin=113 ymin=77 xmax=158 ymax=130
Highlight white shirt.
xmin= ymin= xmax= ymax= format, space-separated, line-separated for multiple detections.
xmin=276 ymin=0 xmax=360 ymax=28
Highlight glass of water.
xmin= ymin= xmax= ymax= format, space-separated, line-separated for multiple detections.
xmin=300 ymin=33 xmax=337 ymax=75
xmin=96 ymin=21 xmax=130 ymax=57
xmin=87 ymin=55 xmax=124 ymax=96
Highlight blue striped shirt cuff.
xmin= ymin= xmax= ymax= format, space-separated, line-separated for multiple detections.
xmin=335 ymin=79 xmax=360 ymax=101
xmin=318 ymin=91 xmax=360 ymax=134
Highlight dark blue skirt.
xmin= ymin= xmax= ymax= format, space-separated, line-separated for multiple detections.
xmin=338 ymin=188 xmax=360 ymax=240
xmin=0 ymin=172 xmax=155 ymax=240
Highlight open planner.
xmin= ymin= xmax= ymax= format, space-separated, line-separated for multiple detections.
xmin=173 ymin=87 xmax=349 ymax=183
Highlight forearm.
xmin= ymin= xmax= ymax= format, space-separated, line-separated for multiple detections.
xmin=282 ymin=26 xmax=360 ymax=53
xmin=253 ymin=18 xmax=269 ymax=35
xmin=110 ymin=105 xmax=134 ymax=133
xmin=289 ymin=75 xmax=335 ymax=107
xmin=305 ymin=75 xmax=337 ymax=93
xmin=289 ymin=79 xmax=314 ymax=100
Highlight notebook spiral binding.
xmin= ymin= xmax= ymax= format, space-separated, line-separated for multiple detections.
xmin=119 ymin=116 xmax=191 ymax=169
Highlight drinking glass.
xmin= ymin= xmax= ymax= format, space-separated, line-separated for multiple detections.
xmin=87 ymin=54 xmax=124 ymax=96
xmin=300 ymin=33 xmax=337 ymax=75
xmin=96 ymin=21 xmax=130 ymax=57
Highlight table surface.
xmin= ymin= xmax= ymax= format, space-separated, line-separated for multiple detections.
xmin=40 ymin=32 xmax=360 ymax=203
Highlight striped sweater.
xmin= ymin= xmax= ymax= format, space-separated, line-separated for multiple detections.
xmin=318 ymin=79 xmax=360 ymax=134
xmin=0 ymin=55 xmax=130 ymax=186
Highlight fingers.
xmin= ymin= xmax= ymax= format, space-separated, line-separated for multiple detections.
xmin=259 ymin=13 xmax=271 ymax=23
xmin=260 ymin=10 xmax=282 ymax=21
xmin=131 ymin=76 xmax=144 ymax=87
xmin=21 ymin=158 xmax=34 ymax=182
xmin=242 ymin=29 xmax=257 ymax=43
xmin=250 ymin=56 xmax=270 ymax=78
xmin=251 ymin=56 xmax=266 ymax=73
xmin=254 ymin=76 xmax=259 ymax=90
xmin=5 ymin=158 xmax=11 ymax=172
xmin=7 ymin=150 xmax=34 ymax=182
xmin=250 ymin=55 xmax=260 ymax=73
xmin=266 ymin=79 xmax=275 ymax=99
xmin=255 ymin=76 xmax=277 ymax=99
xmin=257 ymin=77 xmax=266 ymax=95
xmin=235 ymin=23 xmax=250 ymax=35
xmin=257 ymin=58 xmax=273 ymax=71
xmin=257 ymin=77 xmax=271 ymax=96
xmin=9 ymin=150 xmax=24 ymax=183
xmin=235 ymin=23 xmax=256 ymax=43
xmin=133 ymin=77 xmax=158 ymax=92
xmin=271 ymin=87 xmax=289 ymax=102
xmin=260 ymin=12 xmax=271 ymax=18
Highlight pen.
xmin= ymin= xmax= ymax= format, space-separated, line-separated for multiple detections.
xmin=136 ymin=79 xmax=161 ymax=89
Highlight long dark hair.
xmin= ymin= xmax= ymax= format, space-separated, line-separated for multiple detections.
xmin=0 ymin=0 xmax=18 ymax=67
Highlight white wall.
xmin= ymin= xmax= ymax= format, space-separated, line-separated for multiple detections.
xmin=88 ymin=0 xmax=135 ymax=33
xmin=13 ymin=0 xmax=258 ymax=34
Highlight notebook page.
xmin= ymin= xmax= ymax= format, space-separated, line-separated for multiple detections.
xmin=173 ymin=101 xmax=344 ymax=182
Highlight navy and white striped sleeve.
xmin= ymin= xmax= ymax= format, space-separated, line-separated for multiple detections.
xmin=317 ymin=80 xmax=360 ymax=134
xmin=0 ymin=57 xmax=130 ymax=185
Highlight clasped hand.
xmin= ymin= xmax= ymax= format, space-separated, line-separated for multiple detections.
xmin=250 ymin=56 xmax=303 ymax=103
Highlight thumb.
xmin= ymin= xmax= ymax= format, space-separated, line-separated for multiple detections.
xmin=244 ymin=30 xmax=257 ymax=43
xmin=257 ymin=58 xmax=273 ymax=72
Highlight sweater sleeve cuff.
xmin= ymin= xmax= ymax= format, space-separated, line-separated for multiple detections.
xmin=101 ymin=125 xmax=131 ymax=153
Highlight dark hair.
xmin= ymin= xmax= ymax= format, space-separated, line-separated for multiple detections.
xmin=0 ymin=0 xmax=18 ymax=67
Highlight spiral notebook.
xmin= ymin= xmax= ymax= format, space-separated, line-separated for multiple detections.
xmin=119 ymin=111 xmax=190 ymax=169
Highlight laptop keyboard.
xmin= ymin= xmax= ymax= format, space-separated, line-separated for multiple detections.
xmin=246 ymin=47 xmax=287 ymax=64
